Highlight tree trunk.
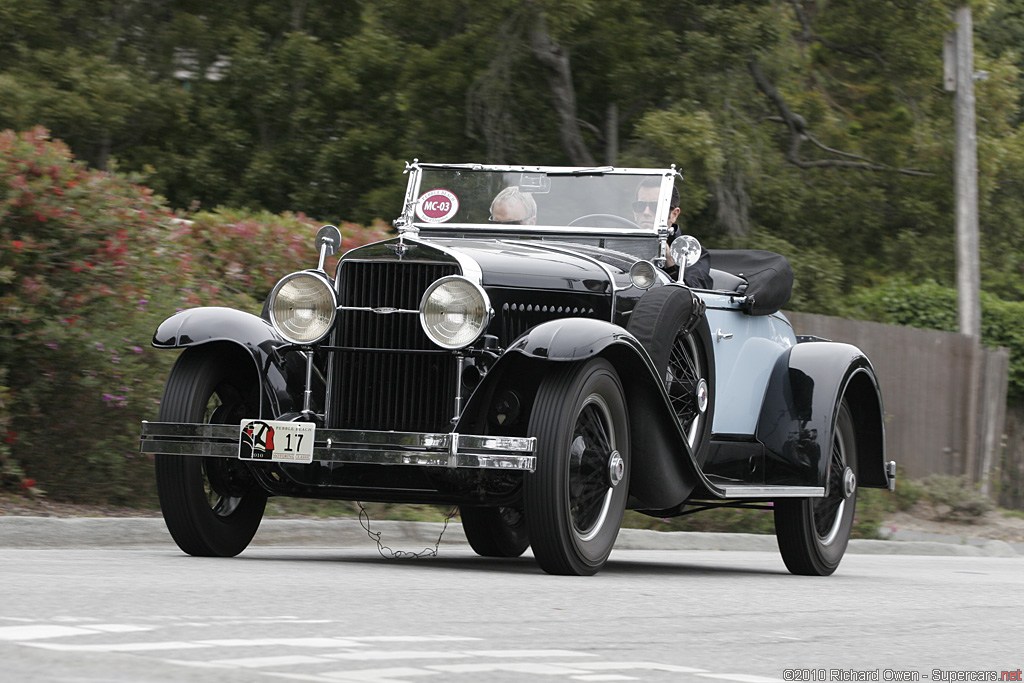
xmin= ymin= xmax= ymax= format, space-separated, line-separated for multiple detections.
xmin=528 ymin=16 xmax=595 ymax=166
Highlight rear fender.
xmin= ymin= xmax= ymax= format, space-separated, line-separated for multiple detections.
xmin=458 ymin=318 xmax=702 ymax=508
xmin=152 ymin=307 xmax=301 ymax=418
xmin=757 ymin=341 xmax=886 ymax=489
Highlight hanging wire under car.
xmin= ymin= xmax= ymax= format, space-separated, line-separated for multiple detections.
xmin=357 ymin=502 xmax=460 ymax=559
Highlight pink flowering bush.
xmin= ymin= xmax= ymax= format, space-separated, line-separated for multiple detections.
xmin=1 ymin=128 xmax=391 ymax=505
xmin=175 ymin=208 xmax=390 ymax=308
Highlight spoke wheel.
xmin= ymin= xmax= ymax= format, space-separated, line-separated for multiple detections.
xmin=525 ymin=358 xmax=629 ymax=576
xmin=627 ymin=286 xmax=714 ymax=462
xmin=666 ymin=328 xmax=710 ymax=455
xmin=774 ymin=400 xmax=858 ymax=576
xmin=460 ymin=506 xmax=530 ymax=558
xmin=155 ymin=347 xmax=267 ymax=557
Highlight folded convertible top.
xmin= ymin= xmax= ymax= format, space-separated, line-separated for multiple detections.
xmin=708 ymin=249 xmax=794 ymax=316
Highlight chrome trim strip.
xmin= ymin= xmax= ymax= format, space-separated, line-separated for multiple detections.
xmin=717 ymin=485 xmax=826 ymax=498
xmin=140 ymin=422 xmax=536 ymax=472
xmin=337 ymin=306 xmax=420 ymax=315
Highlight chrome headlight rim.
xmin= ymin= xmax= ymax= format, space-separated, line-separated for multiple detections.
xmin=267 ymin=270 xmax=338 ymax=345
xmin=419 ymin=275 xmax=492 ymax=350
xmin=629 ymin=260 xmax=658 ymax=289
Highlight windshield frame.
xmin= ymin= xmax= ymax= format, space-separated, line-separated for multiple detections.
xmin=396 ymin=162 xmax=682 ymax=241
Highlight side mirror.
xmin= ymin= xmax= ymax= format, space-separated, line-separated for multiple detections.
xmin=316 ymin=225 xmax=343 ymax=272
xmin=669 ymin=235 xmax=702 ymax=283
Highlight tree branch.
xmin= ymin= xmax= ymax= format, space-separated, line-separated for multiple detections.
xmin=749 ymin=57 xmax=933 ymax=177
xmin=528 ymin=13 xmax=595 ymax=166
xmin=788 ymin=0 xmax=885 ymax=66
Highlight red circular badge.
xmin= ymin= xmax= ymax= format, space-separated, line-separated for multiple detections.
xmin=415 ymin=189 xmax=459 ymax=223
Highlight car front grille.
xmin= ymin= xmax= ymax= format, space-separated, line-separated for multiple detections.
xmin=499 ymin=302 xmax=598 ymax=346
xmin=328 ymin=260 xmax=460 ymax=432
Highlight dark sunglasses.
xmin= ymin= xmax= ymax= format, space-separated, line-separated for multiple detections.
xmin=488 ymin=217 xmax=524 ymax=225
xmin=632 ymin=201 xmax=659 ymax=213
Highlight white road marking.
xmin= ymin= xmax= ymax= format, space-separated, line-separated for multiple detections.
xmin=353 ymin=636 xmax=482 ymax=643
xmin=87 ymin=623 xmax=154 ymax=633
xmin=574 ymin=662 xmax=708 ymax=674
xmin=325 ymin=651 xmax=471 ymax=661
xmin=210 ymin=655 xmax=336 ymax=668
xmin=28 ymin=640 xmax=211 ymax=652
xmin=461 ymin=649 xmax=594 ymax=658
xmin=0 ymin=624 xmax=102 ymax=641
xmin=319 ymin=667 xmax=443 ymax=682
xmin=428 ymin=662 xmax=594 ymax=674
xmin=198 ymin=638 xmax=367 ymax=648
xmin=4 ymin=618 xmax=781 ymax=682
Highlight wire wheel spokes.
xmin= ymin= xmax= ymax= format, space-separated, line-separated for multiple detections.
xmin=204 ymin=387 xmax=254 ymax=518
xmin=568 ymin=397 xmax=615 ymax=540
xmin=666 ymin=332 xmax=704 ymax=445
xmin=813 ymin=424 xmax=849 ymax=545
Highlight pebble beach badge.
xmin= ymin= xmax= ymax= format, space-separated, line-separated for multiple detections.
xmin=415 ymin=188 xmax=459 ymax=223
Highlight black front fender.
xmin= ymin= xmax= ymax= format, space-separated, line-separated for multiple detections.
xmin=152 ymin=307 xmax=300 ymax=418
xmin=459 ymin=318 xmax=703 ymax=509
xmin=503 ymin=317 xmax=639 ymax=361
xmin=758 ymin=341 xmax=886 ymax=490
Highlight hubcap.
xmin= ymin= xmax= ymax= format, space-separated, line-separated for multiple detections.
xmin=843 ymin=466 xmax=856 ymax=499
xmin=696 ymin=379 xmax=709 ymax=414
xmin=607 ymin=450 xmax=624 ymax=487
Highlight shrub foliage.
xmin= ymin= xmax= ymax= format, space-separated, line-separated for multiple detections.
xmin=0 ymin=128 xmax=388 ymax=503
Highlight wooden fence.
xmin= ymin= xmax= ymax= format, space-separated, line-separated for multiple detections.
xmin=1000 ymin=406 xmax=1024 ymax=509
xmin=785 ymin=312 xmax=1011 ymax=502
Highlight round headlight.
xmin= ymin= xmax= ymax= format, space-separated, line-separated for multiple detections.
xmin=419 ymin=276 xmax=491 ymax=349
xmin=629 ymin=260 xmax=658 ymax=289
xmin=268 ymin=271 xmax=337 ymax=344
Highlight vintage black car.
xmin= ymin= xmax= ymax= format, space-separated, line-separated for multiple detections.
xmin=140 ymin=162 xmax=894 ymax=576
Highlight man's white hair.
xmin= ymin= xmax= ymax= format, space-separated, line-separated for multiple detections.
xmin=490 ymin=186 xmax=537 ymax=219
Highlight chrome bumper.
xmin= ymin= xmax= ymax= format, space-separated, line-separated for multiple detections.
xmin=140 ymin=421 xmax=537 ymax=472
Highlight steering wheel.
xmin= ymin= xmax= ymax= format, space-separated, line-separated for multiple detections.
xmin=567 ymin=213 xmax=642 ymax=229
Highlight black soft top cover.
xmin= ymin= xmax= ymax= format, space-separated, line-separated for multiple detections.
xmin=708 ymin=249 xmax=793 ymax=316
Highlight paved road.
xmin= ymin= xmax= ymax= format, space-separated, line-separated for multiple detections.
xmin=1 ymin=518 xmax=1021 ymax=682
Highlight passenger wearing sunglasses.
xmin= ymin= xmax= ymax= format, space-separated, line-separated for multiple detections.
xmin=489 ymin=186 xmax=538 ymax=225
xmin=634 ymin=178 xmax=711 ymax=289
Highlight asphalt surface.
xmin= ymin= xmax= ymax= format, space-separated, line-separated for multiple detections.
xmin=1 ymin=516 xmax=1021 ymax=556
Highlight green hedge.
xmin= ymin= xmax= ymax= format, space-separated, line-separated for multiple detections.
xmin=841 ymin=279 xmax=1024 ymax=404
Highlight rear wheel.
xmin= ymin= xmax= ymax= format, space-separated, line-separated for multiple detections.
xmin=525 ymin=358 xmax=629 ymax=576
xmin=155 ymin=347 xmax=267 ymax=557
xmin=460 ymin=506 xmax=529 ymax=558
xmin=774 ymin=400 xmax=858 ymax=575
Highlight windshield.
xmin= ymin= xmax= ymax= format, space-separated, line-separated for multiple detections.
xmin=402 ymin=164 xmax=678 ymax=235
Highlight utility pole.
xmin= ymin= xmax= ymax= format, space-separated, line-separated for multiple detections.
xmin=945 ymin=5 xmax=982 ymax=339
xmin=944 ymin=5 xmax=984 ymax=486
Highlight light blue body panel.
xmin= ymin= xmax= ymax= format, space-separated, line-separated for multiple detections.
xmin=698 ymin=293 xmax=796 ymax=436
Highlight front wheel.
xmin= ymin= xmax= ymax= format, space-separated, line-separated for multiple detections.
xmin=774 ymin=400 xmax=858 ymax=576
xmin=155 ymin=347 xmax=267 ymax=557
xmin=460 ymin=506 xmax=530 ymax=558
xmin=525 ymin=358 xmax=630 ymax=576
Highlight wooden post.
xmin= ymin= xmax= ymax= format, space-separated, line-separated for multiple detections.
xmin=947 ymin=6 xmax=984 ymax=484
xmin=951 ymin=5 xmax=982 ymax=340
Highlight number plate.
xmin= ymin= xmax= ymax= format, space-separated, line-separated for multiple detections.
xmin=238 ymin=420 xmax=315 ymax=463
